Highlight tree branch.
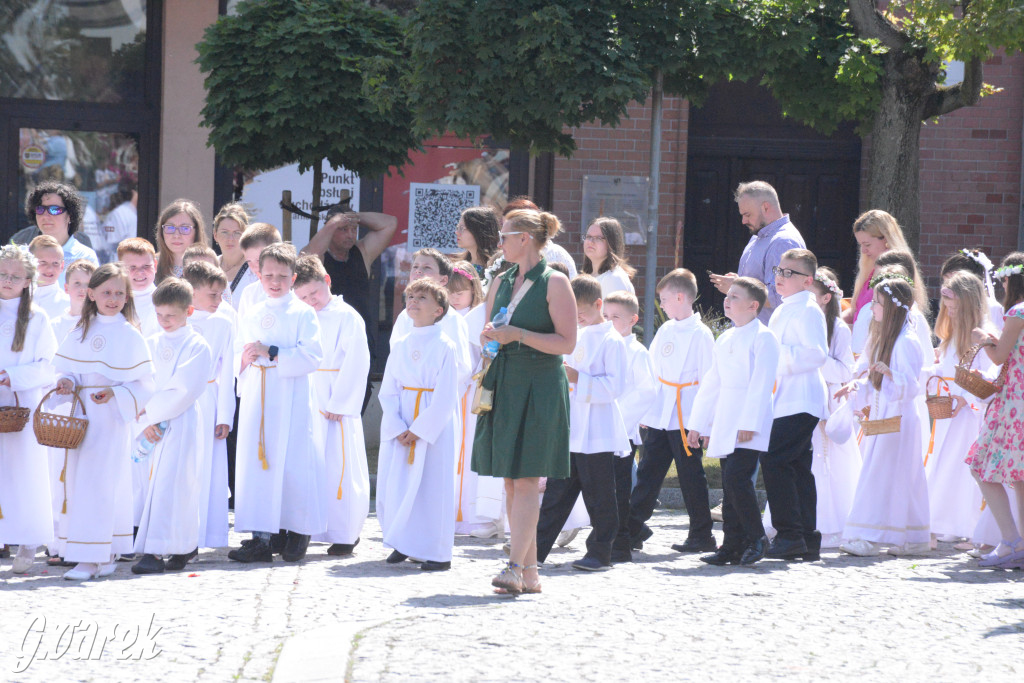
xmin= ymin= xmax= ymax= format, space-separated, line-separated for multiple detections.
xmin=923 ymin=56 xmax=983 ymax=118
xmin=847 ymin=0 xmax=909 ymax=51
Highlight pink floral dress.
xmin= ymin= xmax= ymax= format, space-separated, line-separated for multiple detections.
xmin=966 ymin=302 xmax=1024 ymax=483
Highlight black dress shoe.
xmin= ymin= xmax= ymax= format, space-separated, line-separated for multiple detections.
xmin=165 ymin=548 xmax=198 ymax=570
xmin=131 ymin=554 xmax=165 ymax=574
xmin=386 ymin=550 xmax=409 ymax=564
xmin=610 ymin=549 xmax=633 ymax=564
xmin=270 ymin=530 xmax=287 ymax=555
xmin=572 ymin=555 xmax=612 ymax=571
xmin=700 ymin=547 xmax=743 ymax=566
xmin=327 ymin=538 xmax=360 ymax=556
xmin=420 ymin=560 xmax=451 ymax=571
xmin=739 ymin=536 xmax=768 ymax=565
xmin=228 ymin=540 xmax=273 ymax=563
xmin=672 ymin=537 xmax=718 ymax=553
xmin=766 ymin=537 xmax=809 ymax=559
xmin=630 ymin=524 xmax=654 ymax=550
xmin=801 ymin=531 xmax=822 ymax=561
xmin=281 ymin=532 xmax=311 ymax=562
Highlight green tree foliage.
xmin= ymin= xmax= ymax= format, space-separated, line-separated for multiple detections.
xmin=196 ymin=0 xmax=419 ymax=178
xmin=407 ymin=0 xmax=651 ymax=156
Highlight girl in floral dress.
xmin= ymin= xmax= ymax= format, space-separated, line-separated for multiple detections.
xmin=966 ymin=252 xmax=1024 ymax=569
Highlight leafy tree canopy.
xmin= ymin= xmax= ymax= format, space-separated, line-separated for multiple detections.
xmin=196 ymin=0 xmax=420 ymax=176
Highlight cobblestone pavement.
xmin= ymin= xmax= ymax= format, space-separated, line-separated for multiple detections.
xmin=2 ymin=510 xmax=1022 ymax=682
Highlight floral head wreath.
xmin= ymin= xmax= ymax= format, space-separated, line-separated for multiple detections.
xmin=869 ymin=271 xmax=914 ymax=289
xmin=881 ymin=283 xmax=911 ymax=313
xmin=814 ymin=273 xmax=842 ymax=298
xmin=993 ymin=263 xmax=1024 ymax=281
xmin=451 ymin=265 xmax=475 ymax=281
xmin=0 ymin=243 xmax=38 ymax=273
xmin=961 ymin=248 xmax=996 ymax=298
xmin=482 ymin=254 xmax=505 ymax=287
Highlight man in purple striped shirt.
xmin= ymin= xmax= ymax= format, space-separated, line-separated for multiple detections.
xmin=709 ymin=181 xmax=806 ymax=323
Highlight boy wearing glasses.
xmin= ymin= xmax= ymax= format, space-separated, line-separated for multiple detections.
xmin=229 ymin=243 xmax=326 ymax=564
xmin=29 ymin=235 xmax=70 ymax=319
xmin=762 ymin=248 xmax=829 ymax=561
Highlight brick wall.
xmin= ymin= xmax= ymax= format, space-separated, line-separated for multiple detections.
xmin=918 ymin=51 xmax=1024 ymax=287
xmin=551 ymin=95 xmax=690 ymax=308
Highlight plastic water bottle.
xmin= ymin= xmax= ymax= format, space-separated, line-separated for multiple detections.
xmin=133 ymin=421 xmax=169 ymax=463
xmin=482 ymin=307 xmax=510 ymax=359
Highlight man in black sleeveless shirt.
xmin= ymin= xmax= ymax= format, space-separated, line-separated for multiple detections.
xmin=302 ymin=206 xmax=397 ymax=410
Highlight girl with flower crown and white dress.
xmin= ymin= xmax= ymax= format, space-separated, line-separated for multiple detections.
xmin=447 ymin=261 xmax=505 ymax=538
xmin=963 ymin=253 xmax=1024 ymax=569
xmin=0 ymin=245 xmax=59 ymax=575
xmin=924 ymin=272 xmax=996 ymax=543
xmin=836 ymin=276 xmax=929 ymax=557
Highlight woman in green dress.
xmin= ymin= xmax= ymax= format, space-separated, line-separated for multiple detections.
xmin=473 ymin=208 xmax=577 ymax=595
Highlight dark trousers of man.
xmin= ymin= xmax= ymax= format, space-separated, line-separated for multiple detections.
xmin=536 ymin=452 xmax=617 ymax=565
xmin=761 ymin=412 xmax=819 ymax=544
xmin=628 ymin=427 xmax=713 ymax=543
xmin=612 ymin=445 xmax=638 ymax=554
xmin=720 ymin=449 xmax=764 ymax=550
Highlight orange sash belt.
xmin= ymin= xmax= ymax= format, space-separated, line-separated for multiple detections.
xmin=659 ymin=377 xmax=699 ymax=457
xmin=403 ymin=386 xmax=434 ymax=464
xmin=456 ymin=390 xmax=469 ymax=522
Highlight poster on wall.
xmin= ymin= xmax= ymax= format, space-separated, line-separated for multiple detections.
xmin=581 ymin=175 xmax=650 ymax=245
xmin=407 ymin=183 xmax=480 ymax=253
xmin=240 ymin=164 xmax=360 ymax=251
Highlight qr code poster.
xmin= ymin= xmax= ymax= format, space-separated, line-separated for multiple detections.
xmin=407 ymin=183 xmax=480 ymax=253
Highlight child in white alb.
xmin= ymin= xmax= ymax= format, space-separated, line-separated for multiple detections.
xmin=536 ymin=275 xmax=630 ymax=571
xmin=293 ymin=255 xmax=371 ymax=556
xmin=183 ymin=261 xmax=237 ymax=549
xmin=28 ymin=235 xmax=70 ymax=320
xmin=378 ymin=278 xmax=460 ymax=571
xmin=131 ymin=278 xmax=213 ymax=574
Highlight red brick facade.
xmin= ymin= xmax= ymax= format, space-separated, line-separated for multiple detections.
xmin=551 ymin=52 xmax=1024 ymax=299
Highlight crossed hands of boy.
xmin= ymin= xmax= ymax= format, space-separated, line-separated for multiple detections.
xmin=397 ymin=429 xmax=420 ymax=447
xmin=55 ymin=377 xmax=112 ymax=404
xmin=241 ymin=341 xmax=273 ymax=370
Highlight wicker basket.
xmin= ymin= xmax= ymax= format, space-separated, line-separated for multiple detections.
xmin=925 ymin=376 xmax=954 ymax=421
xmin=0 ymin=392 xmax=30 ymax=433
xmin=34 ymin=388 xmax=88 ymax=449
xmin=954 ymin=344 xmax=1006 ymax=400
xmin=859 ymin=403 xmax=902 ymax=436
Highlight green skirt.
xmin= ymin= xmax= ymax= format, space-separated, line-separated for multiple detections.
xmin=471 ymin=346 xmax=570 ymax=479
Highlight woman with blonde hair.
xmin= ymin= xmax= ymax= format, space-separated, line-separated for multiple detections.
xmin=472 ymin=208 xmax=577 ymax=595
xmin=844 ymin=210 xmax=910 ymax=324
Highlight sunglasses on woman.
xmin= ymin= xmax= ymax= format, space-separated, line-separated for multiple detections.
xmin=34 ymin=205 xmax=67 ymax=216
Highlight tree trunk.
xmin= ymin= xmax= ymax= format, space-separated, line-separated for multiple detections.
xmin=309 ymin=157 xmax=324 ymax=241
xmin=864 ymin=52 xmax=935 ymax=253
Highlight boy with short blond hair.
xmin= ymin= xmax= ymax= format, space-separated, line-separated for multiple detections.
xmin=536 ymin=274 xmax=630 ymax=571
xmin=229 ymin=243 xmax=325 ymax=564
xmin=236 ymin=224 xmax=284 ymax=319
xmin=183 ymin=260 xmax=236 ymax=549
xmin=762 ymin=248 xmax=828 ymax=561
xmin=293 ymin=255 xmax=371 ymax=555
xmin=131 ymin=278 xmax=214 ymax=574
xmin=688 ymin=277 xmax=779 ymax=566
xmin=628 ymin=268 xmax=716 ymax=553
xmin=182 ymin=243 xmax=219 ymax=268
xmin=29 ymin=234 xmax=70 ymax=319
xmin=377 ymin=277 xmax=459 ymax=571
xmin=603 ymin=290 xmax=656 ymax=562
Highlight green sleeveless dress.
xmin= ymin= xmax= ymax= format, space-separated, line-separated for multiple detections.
xmin=471 ymin=258 xmax=571 ymax=479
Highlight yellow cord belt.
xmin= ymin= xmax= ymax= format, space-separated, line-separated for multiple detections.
xmin=319 ymin=410 xmax=347 ymax=500
xmin=659 ymin=377 xmax=699 ymax=457
xmin=257 ymin=365 xmax=274 ymax=470
xmin=456 ymin=389 xmax=469 ymax=522
xmin=402 ymin=386 xmax=434 ymax=464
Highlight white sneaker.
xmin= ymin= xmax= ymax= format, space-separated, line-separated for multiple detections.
xmin=887 ymin=542 xmax=931 ymax=556
xmin=840 ymin=539 xmax=881 ymax=557
xmin=936 ymin=534 xmax=961 ymax=543
xmin=556 ymin=528 xmax=580 ymax=548
xmin=96 ymin=559 xmax=118 ymax=577
xmin=469 ymin=521 xmax=505 ymax=539
xmin=710 ymin=504 xmax=724 ymax=523
xmin=64 ymin=562 xmax=100 ymax=580
xmin=12 ymin=545 xmax=36 ymax=574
